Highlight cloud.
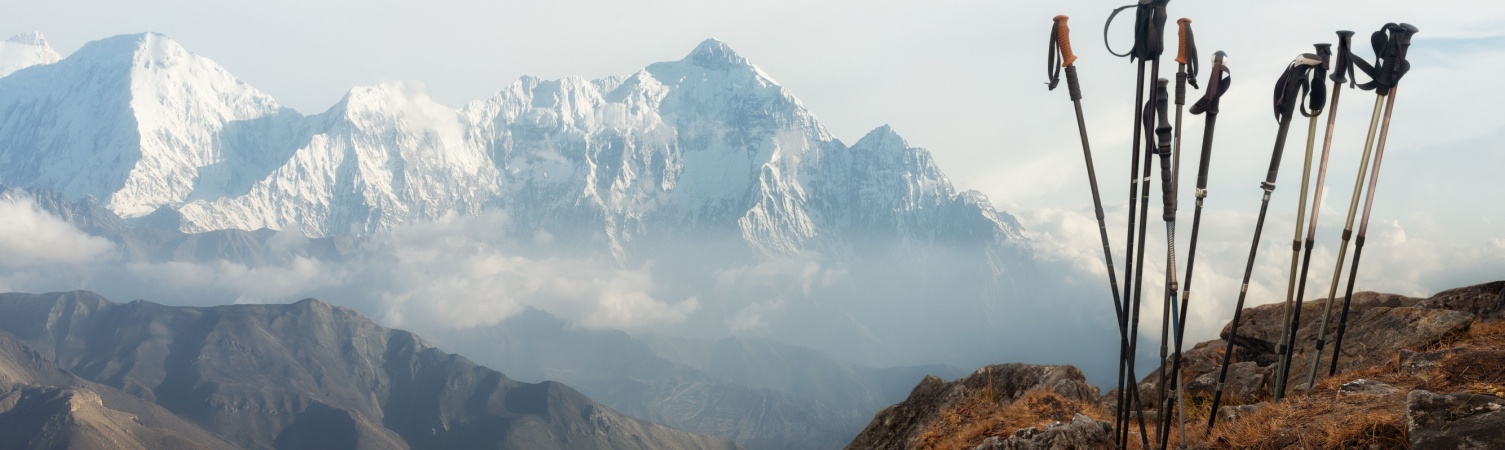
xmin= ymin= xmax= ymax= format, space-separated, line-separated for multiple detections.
xmin=1011 ymin=202 xmax=1505 ymax=351
xmin=0 ymin=206 xmax=698 ymax=333
xmin=0 ymin=195 xmax=115 ymax=268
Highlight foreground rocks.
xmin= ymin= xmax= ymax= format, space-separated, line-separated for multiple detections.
xmin=844 ymin=364 xmax=1101 ymax=450
xmin=972 ymin=414 xmax=1112 ymax=450
xmin=1406 ymin=390 xmax=1505 ymax=449
xmin=847 ymin=280 xmax=1505 ymax=449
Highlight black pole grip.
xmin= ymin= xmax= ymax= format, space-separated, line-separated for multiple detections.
xmin=1176 ymin=71 xmax=1187 ymax=105
xmin=1067 ymin=66 xmax=1083 ymax=101
xmin=1154 ymin=79 xmax=1175 ymax=221
xmin=1332 ymin=31 xmax=1355 ymax=84
xmin=1159 ymin=145 xmax=1175 ymax=221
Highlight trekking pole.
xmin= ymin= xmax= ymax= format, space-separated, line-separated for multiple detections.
xmin=1047 ymin=15 xmax=1135 ymax=440
xmin=1161 ymin=50 xmax=1229 ymax=450
xmin=1205 ymin=53 xmax=1322 ymax=433
xmin=1272 ymin=43 xmax=1332 ymax=401
xmin=1329 ymin=23 xmax=1418 ymax=375
xmin=1105 ymin=2 xmax=1169 ymax=446
xmin=1170 ymin=18 xmax=1198 ymax=207
xmin=1153 ymin=18 xmax=1196 ymax=448
xmin=1143 ymin=77 xmax=1177 ymax=449
xmin=1300 ymin=31 xmax=1358 ymax=389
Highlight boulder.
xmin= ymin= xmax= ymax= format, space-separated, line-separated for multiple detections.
xmin=1216 ymin=403 xmax=1267 ymax=424
xmin=1184 ymin=361 xmax=1265 ymax=401
xmin=1406 ymin=389 xmax=1505 ymax=449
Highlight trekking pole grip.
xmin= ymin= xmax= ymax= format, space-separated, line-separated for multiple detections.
xmin=1156 ymin=78 xmax=1176 ymax=220
xmin=1175 ymin=18 xmax=1191 ymax=65
xmin=1054 ymin=15 xmax=1078 ymax=67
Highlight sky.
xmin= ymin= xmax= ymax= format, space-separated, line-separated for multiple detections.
xmin=3 ymin=0 xmax=1503 ymax=357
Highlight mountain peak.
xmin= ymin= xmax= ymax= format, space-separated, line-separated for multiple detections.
xmin=684 ymin=38 xmax=750 ymax=68
xmin=0 ymin=31 xmax=62 ymax=77
xmin=65 ymin=32 xmax=189 ymax=69
xmin=853 ymin=124 xmax=911 ymax=150
xmin=5 ymin=31 xmax=49 ymax=46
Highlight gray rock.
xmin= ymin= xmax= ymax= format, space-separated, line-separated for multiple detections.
xmin=1216 ymin=403 xmax=1267 ymax=424
xmin=1338 ymin=378 xmax=1399 ymax=396
xmin=1419 ymin=281 xmax=1505 ymax=320
xmin=1185 ymin=361 xmax=1265 ymax=401
xmin=972 ymin=414 xmax=1112 ymax=450
xmin=1398 ymin=348 xmax=1467 ymax=375
xmin=1407 ymin=389 xmax=1505 ymax=449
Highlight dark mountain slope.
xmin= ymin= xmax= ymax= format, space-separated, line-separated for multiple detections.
xmin=0 ymin=291 xmax=737 ymax=450
xmin=0 ymin=331 xmax=242 ymax=450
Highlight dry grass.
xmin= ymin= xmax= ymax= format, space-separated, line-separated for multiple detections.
xmin=1180 ymin=319 xmax=1505 ymax=449
xmin=913 ymin=387 xmax=1107 ymax=450
xmin=911 ymin=319 xmax=1505 ymax=449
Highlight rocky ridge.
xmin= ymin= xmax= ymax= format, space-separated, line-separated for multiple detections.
xmin=846 ymin=280 xmax=1505 ymax=449
xmin=0 ymin=291 xmax=739 ymax=450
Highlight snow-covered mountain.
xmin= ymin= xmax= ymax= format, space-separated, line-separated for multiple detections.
xmin=0 ymin=33 xmax=1026 ymax=263
xmin=0 ymin=33 xmax=286 ymax=219
xmin=0 ymin=32 xmax=60 ymax=77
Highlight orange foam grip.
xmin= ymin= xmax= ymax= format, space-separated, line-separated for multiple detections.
xmin=1054 ymin=15 xmax=1077 ymax=67
xmin=1176 ymin=18 xmax=1191 ymax=65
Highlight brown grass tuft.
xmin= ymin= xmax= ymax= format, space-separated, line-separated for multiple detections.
xmin=913 ymin=388 xmax=1106 ymax=450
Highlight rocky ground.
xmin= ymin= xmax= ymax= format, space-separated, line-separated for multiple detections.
xmin=846 ymin=281 xmax=1505 ymax=449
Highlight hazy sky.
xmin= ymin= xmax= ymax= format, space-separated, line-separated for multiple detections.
xmin=3 ymin=0 xmax=1503 ymax=348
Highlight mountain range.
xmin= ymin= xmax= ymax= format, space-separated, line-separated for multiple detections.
xmin=0 ymin=32 xmax=1027 ymax=262
xmin=0 ymin=290 xmax=738 ymax=449
xmin=0 ymin=31 xmax=1099 ymax=449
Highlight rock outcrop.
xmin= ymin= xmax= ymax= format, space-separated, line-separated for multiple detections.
xmin=846 ymin=280 xmax=1505 ymax=449
xmin=972 ymin=413 xmax=1112 ymax=450
xmin=844 ymin=364 xmax=1101 ymax=450
xmin=1406 ymin=390 xmax=1505 ymax=449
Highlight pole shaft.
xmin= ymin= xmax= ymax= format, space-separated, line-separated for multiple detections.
xmin=1208 ymin=102 xmax=1298 ymax=431
xmin=1205 ymin=191 xmax=1275 ymax=433
xmin=1124 ymin=58 xmax=1163 ymax=450
xmin=1274 ymin=115 xmax=1322 ymax=400
xmin=1303 ymin=84 xmax=1345 ymax=388
xmin=1331 ymin=88 xmax=1400 ymax=373
xmin=1323 ymin=94 xmax=1386 ymax=375
xmin=1116 ymin=60 xmax=1149 ymax=449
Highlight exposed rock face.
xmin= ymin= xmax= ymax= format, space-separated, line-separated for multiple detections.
xmin=1406 ymin=390 xmax=1505 ymax=449
xmin=1419 ymin=281 xmax=1505 ymax=320
xmin=844 ymin=364 xmax=1096 ymax=450
xmin=0 ymin=291 xmax=738 ymax=450
xmin=971 ymin=413 xmax=1112 ymax=450
xmin=1155 ymin=290 xmax=1474 ymax=402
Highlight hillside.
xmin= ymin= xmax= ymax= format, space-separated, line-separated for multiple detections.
xmin=847 ymin=280 xmax=1505 ymax=449
xmin=0 ymin=291 xmax=738 ymax=450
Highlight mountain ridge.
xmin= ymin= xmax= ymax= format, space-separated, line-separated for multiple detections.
xmin=0 ymin=31 xmax=1025 ymax=265
xmin=0 ymin=290 xmax=740 ymax=450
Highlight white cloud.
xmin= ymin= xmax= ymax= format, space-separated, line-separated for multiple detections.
xmin=1013 ymin=202 xmax=1505 ymax=349
xmin=0 ymin=195 xmax=114 ymax=268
